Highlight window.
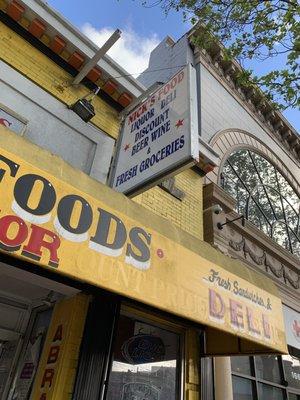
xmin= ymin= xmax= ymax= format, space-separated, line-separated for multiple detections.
xmin=255 ymin=355 xmax=282 ymax=384
xmin=232 ymin=355 xmax=300 ymax=399
xmin=221 ymin=149 xmax=300 ymax=257
xmin=283 ymin=355 xmax=300 ymax=390
xmin=231 ymin=356 xmax=253 ymax=376
xmin=232 ymin=375 xmax=255 ymax=400
xmin=105 ymin=312 xmax=182 ymax=400
xmin=5 ymin=307 xmax=52 ymax=398
xmin=289 ymin=393 xmax=300 ymax=400
xmin=257 ymin=383 xmax=285 ymax=400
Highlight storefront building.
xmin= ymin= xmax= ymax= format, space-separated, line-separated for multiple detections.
xmin=0 ymin=124 xmax=288 ymax=400
xmin=0 ymin=1 xmax=294 ymax=400
xmin=138 ymin=24 xmax=300 ymax=400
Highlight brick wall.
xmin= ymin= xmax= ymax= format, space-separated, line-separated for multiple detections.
xmin=134 ymin=169 xmax=203 ymax=240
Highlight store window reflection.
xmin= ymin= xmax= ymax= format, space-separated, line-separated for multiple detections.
xmin=232 ymin=354 xmax=300 ymax=400
xmin=0 ymin=339 xmax=18 ymax=396
xmin=257 ymin=383 xmax=285 ymax=400
xmin=10 ymin=308 xmax=52 ymax=399
xmin=231 ymin=356 xmax=253 ymax=376
xmin=232 ymin=375 xmax=254 ymax=400
xmin=255 ymin=355 xmax=282 ymax=384
xmin=283 ymin=355 xmax=300 ymax=390
xmin=106 ymin=314 xmax=180 ymax=400
xmin=289 ymin=393 xmax=300 ymax=400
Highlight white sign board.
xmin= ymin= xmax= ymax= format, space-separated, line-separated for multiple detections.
xmin=110 ymin=65 xmax=199 ymax=196
xmin=283 ymin=305 xmax=300 ymax=350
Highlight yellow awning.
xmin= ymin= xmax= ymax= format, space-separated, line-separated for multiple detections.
xmin=0 ymin=126 xmax=287 ymax=355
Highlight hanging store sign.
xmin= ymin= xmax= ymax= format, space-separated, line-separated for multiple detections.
xmin=0 ymin=132 xmax=287 ymax=354
xmin=283 ymin=305 xmax=300 ymax=350
xmin=109 ymin=65 xmax=199 ymax=196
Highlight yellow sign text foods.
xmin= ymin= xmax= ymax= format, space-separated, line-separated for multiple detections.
xmin=0 ymin=146 xmax=287 ymax=353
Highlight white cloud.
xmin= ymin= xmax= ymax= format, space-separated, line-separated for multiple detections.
xmin=82 ymin=23 xmax=160 ymax=76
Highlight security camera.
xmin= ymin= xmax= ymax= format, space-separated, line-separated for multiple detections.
xmin=203 ymin=204 xmax=223 ymax=214
xmin=213 ymin=204 xmax=223 ymax=214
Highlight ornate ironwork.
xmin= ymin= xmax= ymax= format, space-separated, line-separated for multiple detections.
xmin=222 ymin=149 xmax=300 ymax=257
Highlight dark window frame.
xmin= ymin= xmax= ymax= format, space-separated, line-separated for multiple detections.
xmin=103 ymin=304 xmax=186 ymax=400
xmin=232 ymin=355 xmax=300 ymax=400
xmin=221 ymin=149 xmax=300 ymax=257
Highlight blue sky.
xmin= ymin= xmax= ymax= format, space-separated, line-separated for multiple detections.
xmin=47 ymin=0 xmax=299 ymax=132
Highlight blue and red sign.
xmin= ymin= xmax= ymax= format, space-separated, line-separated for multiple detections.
xmin=110 ymin=65 xmax=199 ymax=196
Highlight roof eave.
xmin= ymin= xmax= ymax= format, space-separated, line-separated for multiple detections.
xmin=20 ymin=0 xmax=146 ymax=98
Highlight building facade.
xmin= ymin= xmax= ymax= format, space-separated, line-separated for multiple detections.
xmin=139 ymin=27 xmax=300 ymax=400
xmin=0 ymin=1 xmax=295 ymax=400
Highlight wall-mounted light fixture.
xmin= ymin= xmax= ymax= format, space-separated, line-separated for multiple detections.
xmin=217 ymin=215 xmax=245 ymax=230
xmin=69 ymin=29 xmax=121 ymax=123
xmin=69 ymin=87 xmax=100 ymax=123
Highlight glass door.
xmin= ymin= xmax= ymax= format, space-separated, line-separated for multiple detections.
xmin=0 ymin=333 xmax=22 ymax=398
xmin=8 ymin=307 xmax=53 ymax=400
xmin=104 ymin=310 xmax=183 ymax=400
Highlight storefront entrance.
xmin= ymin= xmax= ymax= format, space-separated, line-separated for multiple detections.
xmin=0 ymin=261 xmax=79 ymax=400
xmin=6 ymin=307 xmax=52 ymax=400
xmin=73 ymin=296 xmax=198 ymax=400
xmin=105 ymin=308 xmax=183 ymax=400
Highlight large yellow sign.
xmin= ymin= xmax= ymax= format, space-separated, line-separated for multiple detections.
xmin=0 ymin=138 xmax=287 ymax=354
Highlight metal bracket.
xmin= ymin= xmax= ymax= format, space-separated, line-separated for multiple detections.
xmin=72 ymin=29 xmax=121 ymax=86
xmin=217 ymin=215 xmax=245 ymax=230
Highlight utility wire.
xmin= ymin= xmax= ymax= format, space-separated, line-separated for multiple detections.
xmin=111 ymin=64 xmax=188 ymax=80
